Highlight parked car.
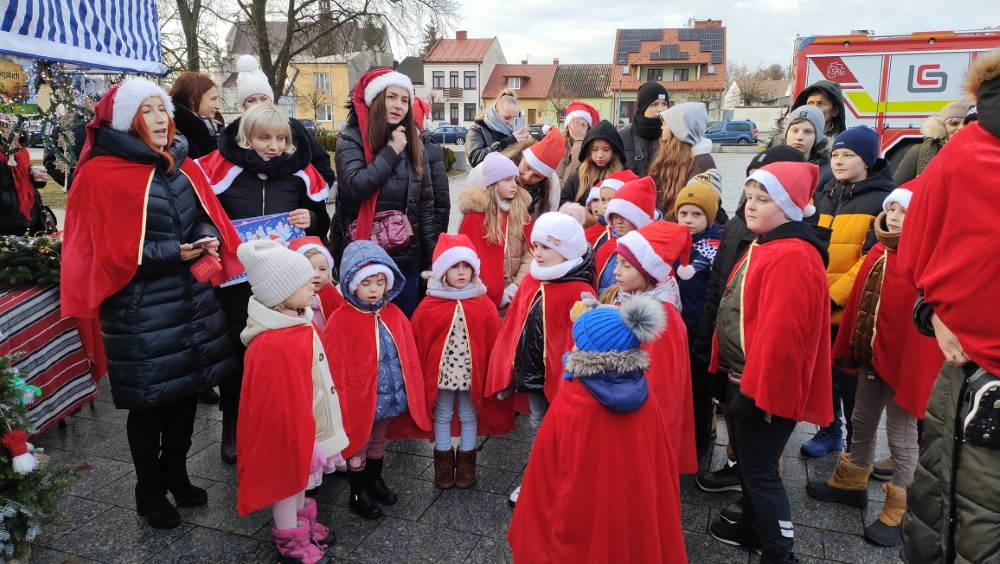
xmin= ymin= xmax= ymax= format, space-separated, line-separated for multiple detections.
xmin=430 ymin=125 xmax=467 ymax=145
xmin=297 ymin=118 xmax=317 ymax=136
xmin=704 ymin=120 xmax=758 ymax=145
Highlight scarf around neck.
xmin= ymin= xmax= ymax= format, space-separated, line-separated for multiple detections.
xmin=484 ymin=106 xmax=514 ymax=137
xmin=631 ymin=113 xmax=662 ymax=140
xmin=619 ymin=280 xmax=683 ymax=312
xmin=530 ymin=257 xmax=584 ymax=281
xmin=426 ymin=276 xmax=487 ymax=300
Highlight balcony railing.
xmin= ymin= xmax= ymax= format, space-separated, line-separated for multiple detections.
xmin=436 ymin=87 xmax=463 ymax=98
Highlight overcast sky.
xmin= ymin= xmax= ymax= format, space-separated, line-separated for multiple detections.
xmin=441 ymin=0 xmax=1000 ymax=69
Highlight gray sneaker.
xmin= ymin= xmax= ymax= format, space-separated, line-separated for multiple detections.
xmin=696 ymin=460 xmax=742 ymax=492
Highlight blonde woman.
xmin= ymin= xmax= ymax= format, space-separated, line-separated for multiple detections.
xmin=466 ymin=88 xmax=530 ymax=167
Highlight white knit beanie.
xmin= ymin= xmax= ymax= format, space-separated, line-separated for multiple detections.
xmin=530 ymin=211 xmax=588 ymax=260
xmin=237 ymin=240 xmax=316 ymax=308
xmin=882 ymin=188 xmax=913 ymax=213
xmin=236 ymin=55 xmax=273 ymax=106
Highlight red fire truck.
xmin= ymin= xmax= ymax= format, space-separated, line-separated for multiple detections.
xmin=791 ymin=29 xmax=1000 ymax=167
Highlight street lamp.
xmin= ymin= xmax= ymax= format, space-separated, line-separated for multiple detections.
xmin=619 ymin=65 xmax=629 ymax=123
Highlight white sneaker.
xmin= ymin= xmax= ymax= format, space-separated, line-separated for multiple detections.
xmin=508 ymin=485 xmax=520 ymax=508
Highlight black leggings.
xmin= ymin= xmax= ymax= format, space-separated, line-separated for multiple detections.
xmin=126 ymin=394 xmax=199 ymax=493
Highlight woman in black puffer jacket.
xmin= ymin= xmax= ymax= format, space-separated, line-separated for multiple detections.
xmin=169 ymin=71 xmax=224 ymax=159
xmin=62 ymin=79 xmax=239 ymax=530
xmin=331 ymin=69 xmax=437 ymax=317
xmin=199 ymin=103 xmax=332 ymax=465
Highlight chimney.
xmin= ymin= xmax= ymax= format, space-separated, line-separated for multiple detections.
xmin=553 ymin=58 xmax=559 ymax=65
xmin=456 ymin=30 xmax=468 ymax=40
xmin=522 ymin=59 xmax=528 ymax=65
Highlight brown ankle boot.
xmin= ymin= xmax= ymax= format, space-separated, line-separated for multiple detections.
xmin=805 ymin=452 xmax=872 ymax=508
xmin=433 ymin=448 xmax=455 ymax=489
xmin=864 ymin=482 xmax=907 ymax=547
xmin=455 ymin=449 xmax=477 ymax=488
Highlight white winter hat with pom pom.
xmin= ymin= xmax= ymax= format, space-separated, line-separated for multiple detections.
xmin=236 ymin=55 xmax=273 ymax=106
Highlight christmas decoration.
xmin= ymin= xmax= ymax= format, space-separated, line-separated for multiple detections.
xmin=0 ymin=235 xmax=61 ymax=289
xmin=0 ymin=353 xmax=75 ymax=560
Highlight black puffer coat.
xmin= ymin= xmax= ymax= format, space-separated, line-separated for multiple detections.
xmin=171 ymin=101 xmax=221 ymax=159
xmin=90 ymin=127 xmax=236 ymax=410
xmin=466 ymin=118 xmax=519 ymax=168
xmin=214 ymin=119 xmax=331 ymax=241
xmin=331 ymin=123 xmax=437 ymax=268
xmin=421 ymin=131 xmax=451 ymax=234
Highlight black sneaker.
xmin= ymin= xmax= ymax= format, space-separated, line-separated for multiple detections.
xmin=720 ymin=498 xmax=743 ymax=524
xmin=696 ymin=460 xmax=742 ymax=492
xmin=710 ymin=518 xmax=762 ymax=553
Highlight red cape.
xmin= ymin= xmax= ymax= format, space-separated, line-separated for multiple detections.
xmin=711 ymin=239 xmax=833 ymax=426
xmin=509 ymin=380 xmax=687 ymax=563
xmin=594 ymin=236 xmax=618 ymax=283
xmin=237 ymin=325 xmax=315 ymax=515
xmin=458 ymin=211 xmax=532 ymax=308
xmin=411 ymin=294 xmax=513 ymax=436
xmin=316 ymin=284 xmax=345 ymax=323
xmin=833 ymin=243 xmax=944 ymax=418
xmin=897 ymin=123 xmax=1000 ymax=375
xmin=195 ymin=149 xmax=329 ymax=202
xmin=486 ymin=274 xmax=594 ymax=403
xmin=322 ymin=302 xmax=431 ymax=457
xmin=646 ymin=302 xmax=698 ymax=474
xmin=61 ymin=156 xmax=243 ymax=318
xmin=585 ymin=222 xmax=611 ymax=251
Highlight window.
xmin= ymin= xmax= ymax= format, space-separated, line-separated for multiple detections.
xmin=619 ymin=101 xmax=635 ymax=119
xmin=508 ymin=77 xmax=521 ymax=90
xmin=706 ymin=123 xmax=724 ymax=133
xmin=464 ymin=71 xmax=476 ymax=89
xmin=432 ymin=103 xmax=445 ymax=121
xmin=706 ymin=64 xmax=716 ymax=75
xmin=450 ymin=71 xmax=459 ymax=88
xmin=646 ymin=69 xmax=663 ymax=82
xmin=432 ymin=71 xmax=444 ymax=89
xmin=313 ymin=73 xmax=331 ymax=92
xmin=464 ymin=103 xmax=476 ymax=121
xmin=732 ymin=123 xmax=751 ymax=132
xmin=450 ymin=103 xmax=459 ymax=123
xmin=673 ymin=68 xmax=690 ymax=82
xmin=316 ymin=104 xmax=332 ymax=121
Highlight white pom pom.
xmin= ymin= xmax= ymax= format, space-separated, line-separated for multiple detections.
xmin=676 ymin=264 xmax=696 ymax=280
xmin=803 ymin=204 xmax=816 ymax=218
xmin=619 ymin=295 xmax=667 ymax=343
xmin=236 ymin=55 xmax=260 ymax=73
xmin=11 ymin=452 xmax=37 ymax=475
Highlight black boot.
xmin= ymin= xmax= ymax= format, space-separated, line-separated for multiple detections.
xmin=220 ymin=412 xmax=237 ymax=465
xmin=348 ymin=469 xmax=383 ymax=519
xmin=366 ymin=458 xmax=397 ymax=506
xmin=135 ymin=483 xmax=181 ymax=529
xmin=160 ymin=402 xmax=207 ymax=508
xmin=198 ymin=386 xmax=220 ymax=405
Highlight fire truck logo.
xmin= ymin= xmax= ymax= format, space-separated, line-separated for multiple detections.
xmin=908 ymin=64 xmax=948 ymax=93
xmin=826 ymin=62 xmax=847 ymax=78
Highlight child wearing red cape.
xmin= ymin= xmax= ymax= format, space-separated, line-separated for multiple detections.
xmin=595 ymin=176 xmax=657 ymax=296
xmin=458 ymin=152 xmax=533 ymax=315
xmin=509 ymin=295 xmax=686 ymax=563
xmin=411 ymin=234 xmax=506 ymax=490
xmin=583 ymin=170 xmax=639 ymax=251
xmin=288 ymin=236 xmax=344 ymax=334
xmin=322 ymin=240 xmax=431 ymax=520
xmin=235 ymin=240 xmax=348 ymax=563
xmin=486 ymin=211 xmax=595 ymax=507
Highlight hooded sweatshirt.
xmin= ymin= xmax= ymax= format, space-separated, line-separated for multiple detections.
xmin=559 ymin=120 xmax=627 ymax=206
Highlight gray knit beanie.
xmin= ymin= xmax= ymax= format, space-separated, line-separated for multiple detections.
xmin=660 ymin=102 xmax=708 ymax=146
xmin=784 ymin=105 xmax=825 ymax=142
xmin=237 ymin=239 xmax=316 ymax=307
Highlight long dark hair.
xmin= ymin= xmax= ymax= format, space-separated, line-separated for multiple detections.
xmin=365 ymin=90 xmax=424 ymax=178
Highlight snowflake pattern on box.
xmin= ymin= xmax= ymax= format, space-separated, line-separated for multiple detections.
xmin=220 ymin=213 xmax=305 ymax=287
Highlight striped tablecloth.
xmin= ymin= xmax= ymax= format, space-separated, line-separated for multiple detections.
xmin=0 ymin=285 xmax=98 ymax=436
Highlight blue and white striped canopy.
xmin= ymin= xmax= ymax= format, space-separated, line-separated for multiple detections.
xmin=0 ymin=0 xmax=167 ymax=75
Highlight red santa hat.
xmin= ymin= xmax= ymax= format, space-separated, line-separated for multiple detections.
xmin=288 ymin=236 xmax=334 ymax=270
xmin=563 ymin=101 xmax=600 ymax=128
xmin=616 ymin=221 xmax=695 ymax=282
xmin=598 ymin=169 xmax=641 ymax=193
xmin=413 ymin=96 xmax=432 ymax=130
xmin=77 ymin=78 xmax=175 ymax=167
xmin=352 ymin=68 xmax=416 ymax=164
xmin=431 ymin=233 xmax=482 ymax=281
xmin=522 ymin=127 xmax=566 ymax=178
xmin=745 ymin=162 xmax=819 ymax=222
xmin=882 ymin=187 xmax=913 ymax=213
xmin=604 ymin=176 xmax=657 ymax=230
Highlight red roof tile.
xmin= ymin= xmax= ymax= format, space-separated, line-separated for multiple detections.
xmin=482 ymin=64 xmax=558 ymax=99
xmin=424 ymin=38 xmax=498 ymax=63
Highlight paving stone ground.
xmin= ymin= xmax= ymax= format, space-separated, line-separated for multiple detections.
xmin=33 ymin=153 xmax=902 ymax=563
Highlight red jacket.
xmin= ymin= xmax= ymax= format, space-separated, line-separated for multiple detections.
xmin=645 ymin=301 xmax=698 ymax=474
xmin=711 ymin=238 xmax=833 ymax=426
xmin=411 ymin=294 xmax=513 ymax=436
xmin=458 ymin=210 xmax=532 ymax=308
xmin=322 ymin=302 xmax=431 ymax=457
xmin=509 ymin=379 xmax=687 ymax=564
xmin=897 ymin=123 xmax=1000 ymax=376
xmin=835 ymin=242 xmax=945 ymax=418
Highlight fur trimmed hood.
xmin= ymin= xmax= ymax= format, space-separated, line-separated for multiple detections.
xmin=964 ymin=49 xmax=1000 ymax=102
xmin=920 ymin=115 xmax=948 ymax=140
xmin=563 ymin=348 xmax=650 ymax=413
xmin=458 ymin=184 xmax=531 ymax=214
xmin=564 ymin=348 xmax=649 ymax=378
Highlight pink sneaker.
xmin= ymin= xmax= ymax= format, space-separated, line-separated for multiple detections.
xmin=297 ymin=497 xmax=336 ymax=548
xmin=272 ymin=520 xmax=329 ymax=564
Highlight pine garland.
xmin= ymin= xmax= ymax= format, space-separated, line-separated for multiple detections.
xmin=0 ymin=235 xmax=61 ymax=290
xmin=0 ymin=354 xmax=75 ymax=560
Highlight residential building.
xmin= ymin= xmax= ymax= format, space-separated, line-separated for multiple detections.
xmin=482 ymin=61 xmax=558 ymax=126
xmin=549 ymin=63 xmax=613 ymax=126
xmin=423 ymin=30 xmax=505 ymax=126
xmin=723 ymin=79 xmax=791 ymax=108
xmin=396 ymin=56 xmax=426 ymax=101
xmin=611 ymin=20 xmax=727 ymax=122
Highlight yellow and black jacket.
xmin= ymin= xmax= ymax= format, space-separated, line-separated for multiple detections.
xmin=813 ymin=159 xmax=894 ymax=324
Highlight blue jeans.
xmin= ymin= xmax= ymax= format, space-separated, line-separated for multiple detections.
xmin=433 ymin=390 xmax=478 ymax=451
xmin=392 ymin=262 xmax=423 ymax=318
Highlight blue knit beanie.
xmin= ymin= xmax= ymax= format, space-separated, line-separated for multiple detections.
xmin=572 ymin=307 xmax=640 ymax=353
xmin=831 ymin=125 xmax=880 ymax=167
